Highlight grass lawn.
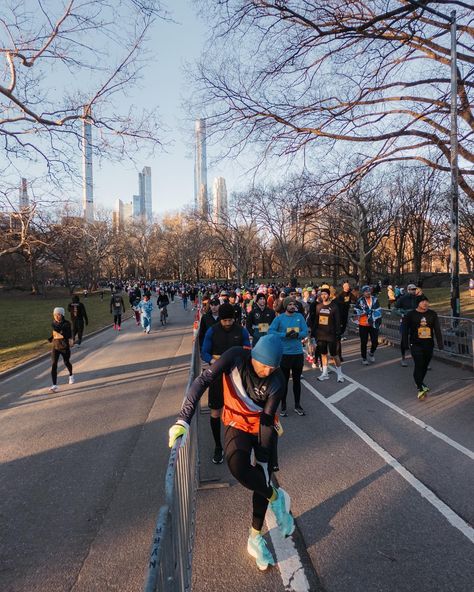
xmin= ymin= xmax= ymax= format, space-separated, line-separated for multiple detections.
xmin=0 ymin=289 xmax=120 ymax=373
xmin=377 ymin=287 xmax=474 ymax=318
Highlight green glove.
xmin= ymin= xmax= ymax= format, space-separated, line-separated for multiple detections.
xmin=168 ymin=423 xmax=189 ymax=448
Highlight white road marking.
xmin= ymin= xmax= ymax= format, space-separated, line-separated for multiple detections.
xmin=326 ymin=383 xmax=358 ymax=404
xmin=265 ymin=511 xmax=310 ymax=591
xmin=302 ymin=379 xmax=474 ymax=545
xmin=325 ymin=368 xmax=474 ymax=461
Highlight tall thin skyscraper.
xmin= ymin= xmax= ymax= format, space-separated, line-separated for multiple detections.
xmin=139 ymin=166 xmax=152 ymax=223
xmin=82 ymin=107 xmax=94 ymax=222
xmin=19 ymin=178 xmax=29 ymax=210
xmin=212 ymin=177 xmax=228 ymax=224
xmin=194 ymin=119 xmax=208 ymax=216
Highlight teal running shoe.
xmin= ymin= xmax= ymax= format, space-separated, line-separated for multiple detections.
xmin=269 ymin=487 xmax=295 ymax=537
xmin=247 ymin=531 xmax=275 ymax=571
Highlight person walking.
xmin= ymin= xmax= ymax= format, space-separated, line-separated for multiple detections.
xmin=68 ymin=295 xmax=88 ymax=347
xmin=246 ymin=293 xmax=276 ymax=347
xmin=48 ymin=307 xmax=74 ymax=392
xmin=269 ymin=297 xmax=308 ymax=416
xmin=311 ymin=288 xmax=344 ymax=382
xmin=402 ymin=295 xmax=443 ymax=400
xmin=110 ymin=287 xmax=126 ymax=331
xmin=198 ymin=297 xmax=221 ymax=348
xmin=139 ymin=293 xmax=154 ymax=334
xmin=393 ymin=283 xmax=421 ymax=366
xmin=353 ymin=285 xmax=382 ymax=365
xmin=168 ymin=334 xmax=294 ymax=571
xmin=201 ymin=303 xmax=251 ymax=463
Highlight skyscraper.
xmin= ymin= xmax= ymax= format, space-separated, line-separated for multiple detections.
xmin=82 ymin=107 xmax=94 ymax=222
xmin=212 ymin=177 xmax=228 ymax=224
xmin=139 ymin=166 xmax=152 ymax=223
xmin=19 ymin=178 xmax=29 ymax=210
xmin=133 ymin=194 xmax=143 ymax=219
xmin=194 ymin=119 xmax=208 ymax=217
xmin=113 ymin=199 xmax=134 ymax=231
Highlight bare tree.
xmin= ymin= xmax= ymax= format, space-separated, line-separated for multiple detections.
xmin=194 ymin=1 xmax=474 ymax=198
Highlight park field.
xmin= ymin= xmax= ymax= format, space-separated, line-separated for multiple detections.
xmin=0 ymin=290 xmax=121 ymax=374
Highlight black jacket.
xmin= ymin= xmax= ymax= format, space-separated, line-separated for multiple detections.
xmin=68 ymin=302 xmax=88 ymax=324
xmin=198 ymin=311 xmax=219 ymax=347
xmin=49 ymin=319 xmax=72 ymax=351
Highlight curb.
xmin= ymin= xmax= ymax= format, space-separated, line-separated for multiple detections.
xmin=0 ymin=314 xmax=134 ymax=381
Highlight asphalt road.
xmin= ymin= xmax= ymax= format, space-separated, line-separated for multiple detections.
xmin=193 ymin=337 xmax=474 ymax=592
xmin=0 ymin=300 xmax=192 ymax=592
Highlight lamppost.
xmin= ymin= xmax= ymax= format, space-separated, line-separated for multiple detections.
xmin=406 ymin=1 xmax=460 ymax=317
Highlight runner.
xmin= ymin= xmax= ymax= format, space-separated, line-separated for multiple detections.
xmin=68 ymin=295 xmax=88 ymax=347
xmin=48 ymin=307 xmax=74 ymax=392
xmin=198 ymin=297 xmax=221 ymax=348
xmin=269 ymin=297 xmax=308 ymax=416
xmin=246 ymin=292 xmax=276 ymax=346
xmin=201 ymin=303 xmax=251 ymax=463
xmin=353 ymin=285 xmax=382 ymax=365
xmin=168 ymin=334 xmax=294 ymax=571
xmin=139 ymin=293 xmax=153 ymax=334
xmin=110 ymin=287 xmax=126 ymax=331
xmin=402 ymin=295 xmax=443 ymax=400
xmin=311 ymin=288 xmax=344 ymax=383
xmin=393 ymin=283 xmax=422 ymax=366
xmin=157 ymin=289 xmax=170 ymax=325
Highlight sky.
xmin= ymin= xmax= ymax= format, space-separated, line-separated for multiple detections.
xmin=93 ymin=1 xmax=240 ymax=216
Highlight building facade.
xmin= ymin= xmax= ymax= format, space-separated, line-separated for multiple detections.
xmin=212 ymin=177 xmax=228 ymax=224
xmin=194 ymin=119 xmax=209 ymax=217
xmin=82 ymin=108 xmax=94 ymax=222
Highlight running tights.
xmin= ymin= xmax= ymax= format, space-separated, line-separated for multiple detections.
xmin=280 ymin=353 xmax=304 ymax=408
xmin=411 ymin=344 xmax=433 ymax=390
xmin=225 ymin=426 xmax=274 ymax=531
xmin=51 ymin=349 xmax=72 ymax=384
xmin=359 ymin=326 xmax=379 ymax=360
xmin=114 ymin=314 xmax=122 ymax=327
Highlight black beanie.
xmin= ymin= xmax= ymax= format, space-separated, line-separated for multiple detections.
xmin=218 ymin=303 xmax=235 ymax=320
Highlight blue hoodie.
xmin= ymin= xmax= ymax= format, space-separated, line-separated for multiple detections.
xmin=268 ymin=312 xmax=308 ymax=355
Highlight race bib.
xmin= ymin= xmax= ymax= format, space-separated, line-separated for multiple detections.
xmin=418 ymin=327 xmax=432 ymax=339
xmin=344 ymin=296 xmax=350 ymax=303
xmin=319 ymin=315 xmax=329 ymax=326
xmin=258 ymin=323 xmax=269 ymax=333
xmin=212 ymin=355 xmax=221 ymax=360
xmin=286 ymin=326 xmax=299 ymax=335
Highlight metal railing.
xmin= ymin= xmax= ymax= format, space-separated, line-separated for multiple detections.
xmin=144 ymin=328 xmax=201 ymax=592
xmin=348 ymin=308 xmax=474 ymax=367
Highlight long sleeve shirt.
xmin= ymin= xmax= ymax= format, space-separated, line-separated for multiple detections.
xmin=268 ymin=312 xmax=308 ymax=355
xmin=311 ymin=301 xmax=340 ymax=342
xmin=402 ymin=309 xmax=443 ymax=349
xmin=178 ymin=347 xmax=285 ymax=461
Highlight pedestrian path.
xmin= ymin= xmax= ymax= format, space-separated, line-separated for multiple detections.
xmin=192 ymin=338 xmax=474 ymax=592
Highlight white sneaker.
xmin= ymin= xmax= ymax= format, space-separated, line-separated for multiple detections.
xmin=318 ymin=373 xmax=329 ymax=381
xmin=361 ymin=359 xmax=369 ymax=365
xmin=311 ymin=362 xmax=317 ymax=369
xmin=69 ymin=375 xmax=75 ymax=384
xmin=49 ymin=385 xmax=59 ymax=392
xmin=337 ymin=374 xmax=345 ymax=383
xmin=368 ymin=354 xmax=375 ymax=363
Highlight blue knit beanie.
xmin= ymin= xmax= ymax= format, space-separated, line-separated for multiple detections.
xmin=361 ymin=285 xmax=371 ymax=293
xmin=251 ymin=334 xmax=283 ymax=368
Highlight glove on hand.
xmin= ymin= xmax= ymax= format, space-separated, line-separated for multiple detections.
xmin=168 ymin=422 xmax=189 ymax=448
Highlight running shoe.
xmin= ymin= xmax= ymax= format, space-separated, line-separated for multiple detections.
xmin=417 ymin=389 xmax=427 ymax=401
xmin=427 ymin=365 xmax=432 ymax=370
xmin=317 ymin=372 xmax=329 ymax=381
xmin=337 ymin=374 xmax=345 ymax=383
xmin=68 ymin=375 xmax=75 ymax=384
xmin=311 ymin=362 xmax=318 ymax=369
xmin=294 ymin=406 xmax=305 ymax=416
xmin=401 ymin=359 xmax=408 ymax=367
xmin=422 ymin=384 xmax=430 ymax=393
xmin=368 ymin=353 xmax=375 ymax=363
xmin=361 ymin=359 xmax=369 ymax=365
xmin=113 ymin=323 xmax=116 ymax=330
xmin=269 ymin=488 xmax=295 ymax=537
xmin=279 ymin=407 xmax=287 ymax=417
xmin=212 ymin=447 xmax=224 ymax=464
xmin=247 ymin=531 xmax=275 ymax=571
xmin=49 ymin=385 xmax=59 ymax=393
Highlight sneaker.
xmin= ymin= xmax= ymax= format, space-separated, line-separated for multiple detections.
xmin=422 ymin=384 xmax=430 ymax=393
xmin=212 ymin=447 xmax=224 ymax=464
xmin=311 ymin=362 xmax=318 ymax=369
xmin=294 ymin=406 xmax=305 ymax=416
xmin=317 ymin=372 xmax=329 ymax=381
xmin=337 ymin=374 xmax=345 ymax=383
xmin=280 ymin=407 xmax=287 ymax=417
xmin=417 ymin=389 xmax=427 ymax=401
xmin=113 ymin=323 xmax=116 ymax=330
xmin=68 ymin=375 xmax=75 ymax=384
xmin=427 ymin=365 xmax=432 ymax=370
xmin=341 ymin=336 xmax=348 ymax=341
xmin=118 ymin=326 xmax=121 ymax=331
xmin=361 ymin=359 xmax=369 ymax=365
xmin=368 ymin=353 xmax=375 ymax=363
xmin=247 ymin=531 xmax=275 ymax=571
xmin=401 ymin=359 xmax=408 ymax=367
xmin=269 ymin=487 xmax=295 ymax=537
xmin=49 ymin=385 xmax=59 ymax=393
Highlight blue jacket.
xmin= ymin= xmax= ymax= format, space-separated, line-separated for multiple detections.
xmin=139 ymin=300 xmax=153 ymax=317
xmin=353 ymin=296 xmax=382 ymax=328
xmin=268 ymin=312 xmax=308 ymax=355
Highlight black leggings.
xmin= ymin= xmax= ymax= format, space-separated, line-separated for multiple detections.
xmin=72 ymin=319 xmax=84 ymax=344
xmin=280 ymin=353 xmax=304 ymax=408
xmin=51 ymin=349 xmax=73 ymax=384
xmin=411 ymin=344 xmax=433 ymax=390
xmin=225 ymin=426 xmax=274 ymax=531
xmin=113 ymin=314 xmax=122 ymax=327
xmin=359 ymin=326 xmax=379 ymax=359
